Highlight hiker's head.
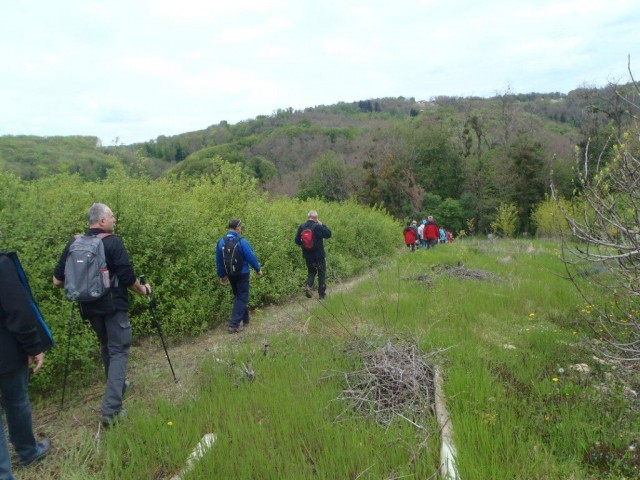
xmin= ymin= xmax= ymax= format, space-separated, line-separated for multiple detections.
xmin=308 ymin=210 xmax=319 ymax=222
xmin=428 ymin=215 xmax=434 ymax=222
xmin=228 ymin=219 xmax=242 ymax=231
xmin=88 ymin=203 xmax=116 ymax=232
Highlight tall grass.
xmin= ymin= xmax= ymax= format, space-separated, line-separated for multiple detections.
xmin=33 ymin=239 xmax=638 ymax=479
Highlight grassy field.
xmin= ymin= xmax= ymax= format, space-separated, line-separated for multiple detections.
xmin=21 ymin=239 xmax=639 ymax=479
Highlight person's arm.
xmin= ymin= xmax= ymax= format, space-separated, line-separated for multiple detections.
xmin=128 ymin=280 xmax=151 ymax=296
xmin=240 ymin=239 xmax=263 ymax=276
xmin=107 ymin=236 xmax=150 ymax=296
xmin=28 ymin=352 xmax=44 ymax=373
xmin=215 ymin=238 xmax=228 ymax=282
xmin=53 ymin=240 xmax=72 ymax=287
xmin=294 ymin=225 xmax=303 ymax=246
xmin=319 ymin=224 xmax=332 ymax=239
xmin=0 ymin=256 xmax=42 ymax=357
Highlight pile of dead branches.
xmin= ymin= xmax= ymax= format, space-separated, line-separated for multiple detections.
xmin=338 ymin=337 xmax=438 ymax=428
xmin=433 ymin=263 xmax=494 ymax=281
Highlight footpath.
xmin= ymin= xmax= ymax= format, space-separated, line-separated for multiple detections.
xmin=30 ymin=273 xmax=372 ymax=469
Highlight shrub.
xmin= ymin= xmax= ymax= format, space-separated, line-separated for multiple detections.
xmin=0 ymin=163 xmax=400 ymax=391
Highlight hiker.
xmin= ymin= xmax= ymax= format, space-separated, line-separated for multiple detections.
xmin=53 ymin=203 xmax=151 ymax=427
xmin=295 ymin=210 xmax=332 ymax=299
xmin=417 ymin=219 xmax=427 ymax=248
xmin=403 ymin=222 xmax=417 ymax=252
xmin=216 ymin=219 xmax=263 ymax=333
xmin=439 ymin=227 xmax=446 ymax=244
xmin=422 ymin=215 xmax=440 ymax=249
xmin=0 ymin=254 xmax=52 ymax=479
xmin=446 ymin=231 xmax=453 ymax=243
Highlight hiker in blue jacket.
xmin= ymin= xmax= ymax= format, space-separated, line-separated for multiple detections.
xmin=216 ymin=219 xmax=263 ymax=333
xmin=0 ymin=254 xmax=51 ymax=479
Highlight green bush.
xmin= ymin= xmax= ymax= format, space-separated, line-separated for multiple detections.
xmin=0 ymin=163 xmax=400 ymax=391
xmin=531 ymin=195 xmax=573 ymax=239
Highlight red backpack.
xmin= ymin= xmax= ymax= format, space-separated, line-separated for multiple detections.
xmin=300 ymin=224 xmax=317 ymax=250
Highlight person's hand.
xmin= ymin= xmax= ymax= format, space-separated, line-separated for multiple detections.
xmin=28 ymin=352 xmax=44 ymax=374
xmin=220 ymin=277 xmax=229 ymax=286
xmin=256 ymin=270 xmax=264 ymax=278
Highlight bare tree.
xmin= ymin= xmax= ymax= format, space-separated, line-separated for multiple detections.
xmin=552 ymin=58 xmax=640 ymax=362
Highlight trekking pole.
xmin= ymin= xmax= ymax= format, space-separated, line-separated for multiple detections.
xmin=140 ymin=275 xmax=178 ymax=383
xmin=60 ymin=303 xmax=75 ymax=410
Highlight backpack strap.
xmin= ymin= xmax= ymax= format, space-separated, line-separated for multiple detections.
xmin=94 ymin=233 xmax=117 ymax=286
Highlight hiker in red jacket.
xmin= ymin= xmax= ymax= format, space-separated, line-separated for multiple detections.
xmin=403 ymin=221 xmax=418 ymax=252
xmin=422 ymin=216 xmax=440 ymax=249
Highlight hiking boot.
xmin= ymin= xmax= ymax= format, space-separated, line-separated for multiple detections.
xmin=228 ymin=326 xmax=243 ymax=334
xmin=20 ymin=438 xmax=51 ymax=467
xmin=304 ymin=285 xmax=312 ymax=298
xmin=319 ymin=293 xmax=326 ymax=300
xmin=101 ymin=409 xmax=127 ymax=428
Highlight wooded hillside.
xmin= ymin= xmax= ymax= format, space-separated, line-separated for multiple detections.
xmin=1 ymin=82 xmax=634 ymax=234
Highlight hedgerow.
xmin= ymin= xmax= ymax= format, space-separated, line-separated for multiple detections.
xmin=0 ymin=162 xmax=400 ymax=391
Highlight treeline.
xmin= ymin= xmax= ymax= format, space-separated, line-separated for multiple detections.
xmin=2 ymin=82 xmax=636 ymax=235
xmin=0 ymin=161 xmax=399 ymax=392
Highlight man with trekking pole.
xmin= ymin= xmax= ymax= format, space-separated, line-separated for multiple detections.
xmin=53 ymin=203 xmax=151 ymax=427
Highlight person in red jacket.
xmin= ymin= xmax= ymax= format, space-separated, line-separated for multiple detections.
xmin=422 ymin=216 xmax=440 ymax=249
xmin=403 ymin=221 xmax=418 ymax=252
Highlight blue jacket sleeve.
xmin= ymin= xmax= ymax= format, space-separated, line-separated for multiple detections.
xmin=215 ymin=238 xmax=226 ymax=278
xmin=240 ymin=239 xmax=261 ymax=272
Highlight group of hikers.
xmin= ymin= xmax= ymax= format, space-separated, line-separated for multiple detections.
xmin=0 ymin=203 xmax=331 ymax=480
xmin=402 ymin=215 xmax=453 ymax=252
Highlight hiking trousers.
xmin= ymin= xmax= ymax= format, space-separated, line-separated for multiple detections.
xmin=89 ymin=310 xmax=131 ymax=418
xmin=0 ymin=365 xmax=38 ymax=480
xmin=229 ymin=273 xmax=250 ymax=329
xmin=305 ymin=257 xmax=327 ymax=297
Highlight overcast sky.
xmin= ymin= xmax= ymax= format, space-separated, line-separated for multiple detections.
xmin=1 ymin=0 xmax=638 ymax=145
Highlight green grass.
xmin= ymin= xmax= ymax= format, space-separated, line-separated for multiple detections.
xmin=30 ymin=239 xmax=639 ymax=479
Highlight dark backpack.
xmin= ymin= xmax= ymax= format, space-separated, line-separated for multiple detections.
xmin=222 ymin=235 xmax=243 ymax=277
xmin=300 ymin=224 xmax=317 ymax=250
xmin=1 ymin=251 xmax=54 ymax=351
xmin=64 ymin=233 xmax=112 ymax=302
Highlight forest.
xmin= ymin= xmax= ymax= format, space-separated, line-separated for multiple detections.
xmin=0 ymin=81 xmax=636 ymax=236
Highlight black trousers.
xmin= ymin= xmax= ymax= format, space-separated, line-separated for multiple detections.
xmin=305 ymin=257 xmax=327 ymax=297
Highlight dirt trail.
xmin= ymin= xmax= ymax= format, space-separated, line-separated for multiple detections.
xmin=27 ymin=272 xmax=373 ymax=475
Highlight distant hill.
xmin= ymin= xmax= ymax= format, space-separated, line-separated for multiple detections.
xmin=1 ymin=83 xmax=632 ymax=233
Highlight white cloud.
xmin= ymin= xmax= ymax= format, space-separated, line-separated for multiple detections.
xmin=0 ymin=0 xmax=639 ymax=143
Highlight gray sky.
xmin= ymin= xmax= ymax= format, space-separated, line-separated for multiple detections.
xmin=1 ymin=0 xmax=638 ymax=145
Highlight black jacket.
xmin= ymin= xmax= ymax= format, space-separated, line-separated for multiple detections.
xmin=54 ymin=228 xmax=137 ymax=318
xmin=295 ymin=221 xmax=332 ymax=260
xmin=0 ymin=255 xmax=42 ymax=375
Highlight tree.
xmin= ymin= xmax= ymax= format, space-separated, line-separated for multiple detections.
xmin=508 ymin=134 xmax=547 ymax=234
xmin=552 ymin=62 xmax=640 ymax=362
xmin=357 ymin=154 xmax=423 ymax=218
xmin=490 ymin=203 xmax=519 ymax=237
xmin=297 ymin=151 xmax=350 ymax=202
xmin=247 ymin=155 xmax=277 ymax=183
